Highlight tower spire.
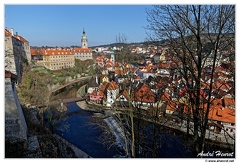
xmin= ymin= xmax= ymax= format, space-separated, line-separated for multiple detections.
xmin=111 ymin=50 xmax=115 ymax=71
xmin=81 ymin=28 xmax=88 ymax=48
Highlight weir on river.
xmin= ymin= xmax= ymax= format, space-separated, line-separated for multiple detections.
xmin=104 ymin=117 xmax=127 ymax=153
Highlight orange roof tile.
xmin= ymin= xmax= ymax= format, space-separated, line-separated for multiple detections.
xmin=72 ymin=48 xmax=92 ymax=53
xmin=15 ymin=35 xmax=28 ymax=42
xmin=213 ymin=81 xmax=231 ymax=90
xmin=30 ymin=49 xmax=37 ymax=55
xmin=90 ymin=90 xmax=104 ymax=97
xmin=43 ymin=49 xmax=73 ymax=56
xmin=105 ymin=63 xmax=112 ymax=68
xmin=208 ymin=107 xmax=235 ymax=123
xmin=99 ymin=82 xmax=109 ymax=92
xmin=211 ymin=98 xmax=223 ymax=106
xmin=115 ymin=69 xmax=128 ymax=75
xmin=107 ymin=81 xmax=118 ymax=90
xmin=223 ymin=97 xmax=235 ymax=107
xmin=161 ymin=90 xmax=170 ymax=101
xmin=132 ymin=83 xmax=156 ymax=103
xmin=5 ymin=29 xmax=12 ymax=37
xmin=30 ymin=48 xmax=45 ymax=56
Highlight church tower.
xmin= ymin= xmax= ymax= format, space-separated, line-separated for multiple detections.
xmin=111 ymin=51 xmax=115 ymax=64
xmin=81 ymin=28 xmax=88 ymax=48
xmin=110 ymin=51 xmax=115 ymax=70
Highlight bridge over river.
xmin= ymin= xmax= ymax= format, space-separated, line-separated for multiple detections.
xmin=46 ymin=76 xmax=94 ymax=109
xmin=49 ymin=76 xmax=92 ymax=96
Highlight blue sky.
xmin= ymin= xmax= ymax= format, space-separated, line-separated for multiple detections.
xmin=5 ymin=5 xmax=153 ymax=47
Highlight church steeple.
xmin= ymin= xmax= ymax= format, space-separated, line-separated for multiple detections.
xmin=81 ymin=28 xmax=88 ymax=48
xmin=111 ymin=51 xmax=115 ymax=71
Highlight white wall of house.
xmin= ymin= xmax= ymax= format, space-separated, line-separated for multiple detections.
xmin=107 ymin=89 xmax=119 ymax=107
xmin=87 ymin=87 xmax=98 ymax=94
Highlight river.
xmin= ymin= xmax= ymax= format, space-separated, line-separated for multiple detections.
xmin=54 ymin=102 xmax=124 ymax=158
xmin=53 ymin=102 xmax=196 ymax=158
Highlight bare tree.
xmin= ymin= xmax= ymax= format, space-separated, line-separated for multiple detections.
xmin=145 ymin=5 xmax=235 ymax=155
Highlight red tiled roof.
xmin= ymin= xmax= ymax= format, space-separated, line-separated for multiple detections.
xmin=14 ymin=35 xmax=28 ymax=42
xmin=72 ymin=48 xmax=92 ymax=53
xmin=90 ymin=90 xmax=104 ymax=97
xmin=99 ymin=82 xmax=109 ymax=92
xmin=30 ymin=49 xmax=37 ymax=55
xmin=115 ymin=62 xmax=120 ymax=67
xmin=211 ymin=98 xmax=223 ymax=106
xmin=208 ymin=107 xmax=235 ymax=124
xmin=96 ymin=55 xmax=107 ymax=61
xmin=131 ymin=83 xmax=156 ymax=103
xmin=115 ymin=69 xmax=128 ymax=75
xmin=166 ymin=101 xmax=177 ymax=111
xmin=107 ymin=81 xmax=118 ymax=90
xmin=43 ymin=49 xmax=73 ymax=56
xmin=223 ymin=97 xmax=235 ymax=107
xmin=105 ymin=63 xmax=112 ymax=68
xmin=213 ymin=81 xmax=231 ymax=90
xmin=5 ymin=29 xmax=12 ymax=37
xmin=30 ymin=49 xmax=45 ymax=56
xmin=161 ymin=90 xmax=170 ymax=101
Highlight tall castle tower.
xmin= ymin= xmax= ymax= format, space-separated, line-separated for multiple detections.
xmin=81 ymin=28 xmax=88 ymax=48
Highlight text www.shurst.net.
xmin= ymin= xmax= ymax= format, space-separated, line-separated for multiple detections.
xmin=206 ymin=160 xmax=234 ymax=162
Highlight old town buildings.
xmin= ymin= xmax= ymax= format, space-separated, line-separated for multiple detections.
xmin=88 ymin=45 xmax=235 ymax=144
xmin=30 ymin=29 xmax=93 ymax=70
xmin=5 ymin=28 xmax=31 ymax=83
xmin=42 ymin=48 xmax=75 ymax=70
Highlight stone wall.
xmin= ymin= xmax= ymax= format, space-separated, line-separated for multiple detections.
xmin=5 ymin=36 xmax=17 ymax=76
xmin=5 ymin=78 xmax=27 ymax=141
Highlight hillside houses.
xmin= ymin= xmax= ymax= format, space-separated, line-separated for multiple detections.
xmin=89 ymin=44 xmax=235 ymax=140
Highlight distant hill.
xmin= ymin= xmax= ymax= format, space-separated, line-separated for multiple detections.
xmin=89 ymin=40 xmax=169 ymax=49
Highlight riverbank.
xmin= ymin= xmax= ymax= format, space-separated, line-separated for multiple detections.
xmin=11 ymin=104 xmax=91 ymax=158
xmin=76 ymin=100 xmax=106 ymax=112
xmin=75 ymin=101 xmax=234 ymax=150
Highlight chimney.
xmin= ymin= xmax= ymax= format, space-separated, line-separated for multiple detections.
xmin=9 ymin=28 xmax=14 ymax=36
xmin=16 ymin=32 xmax=18 ymax=36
